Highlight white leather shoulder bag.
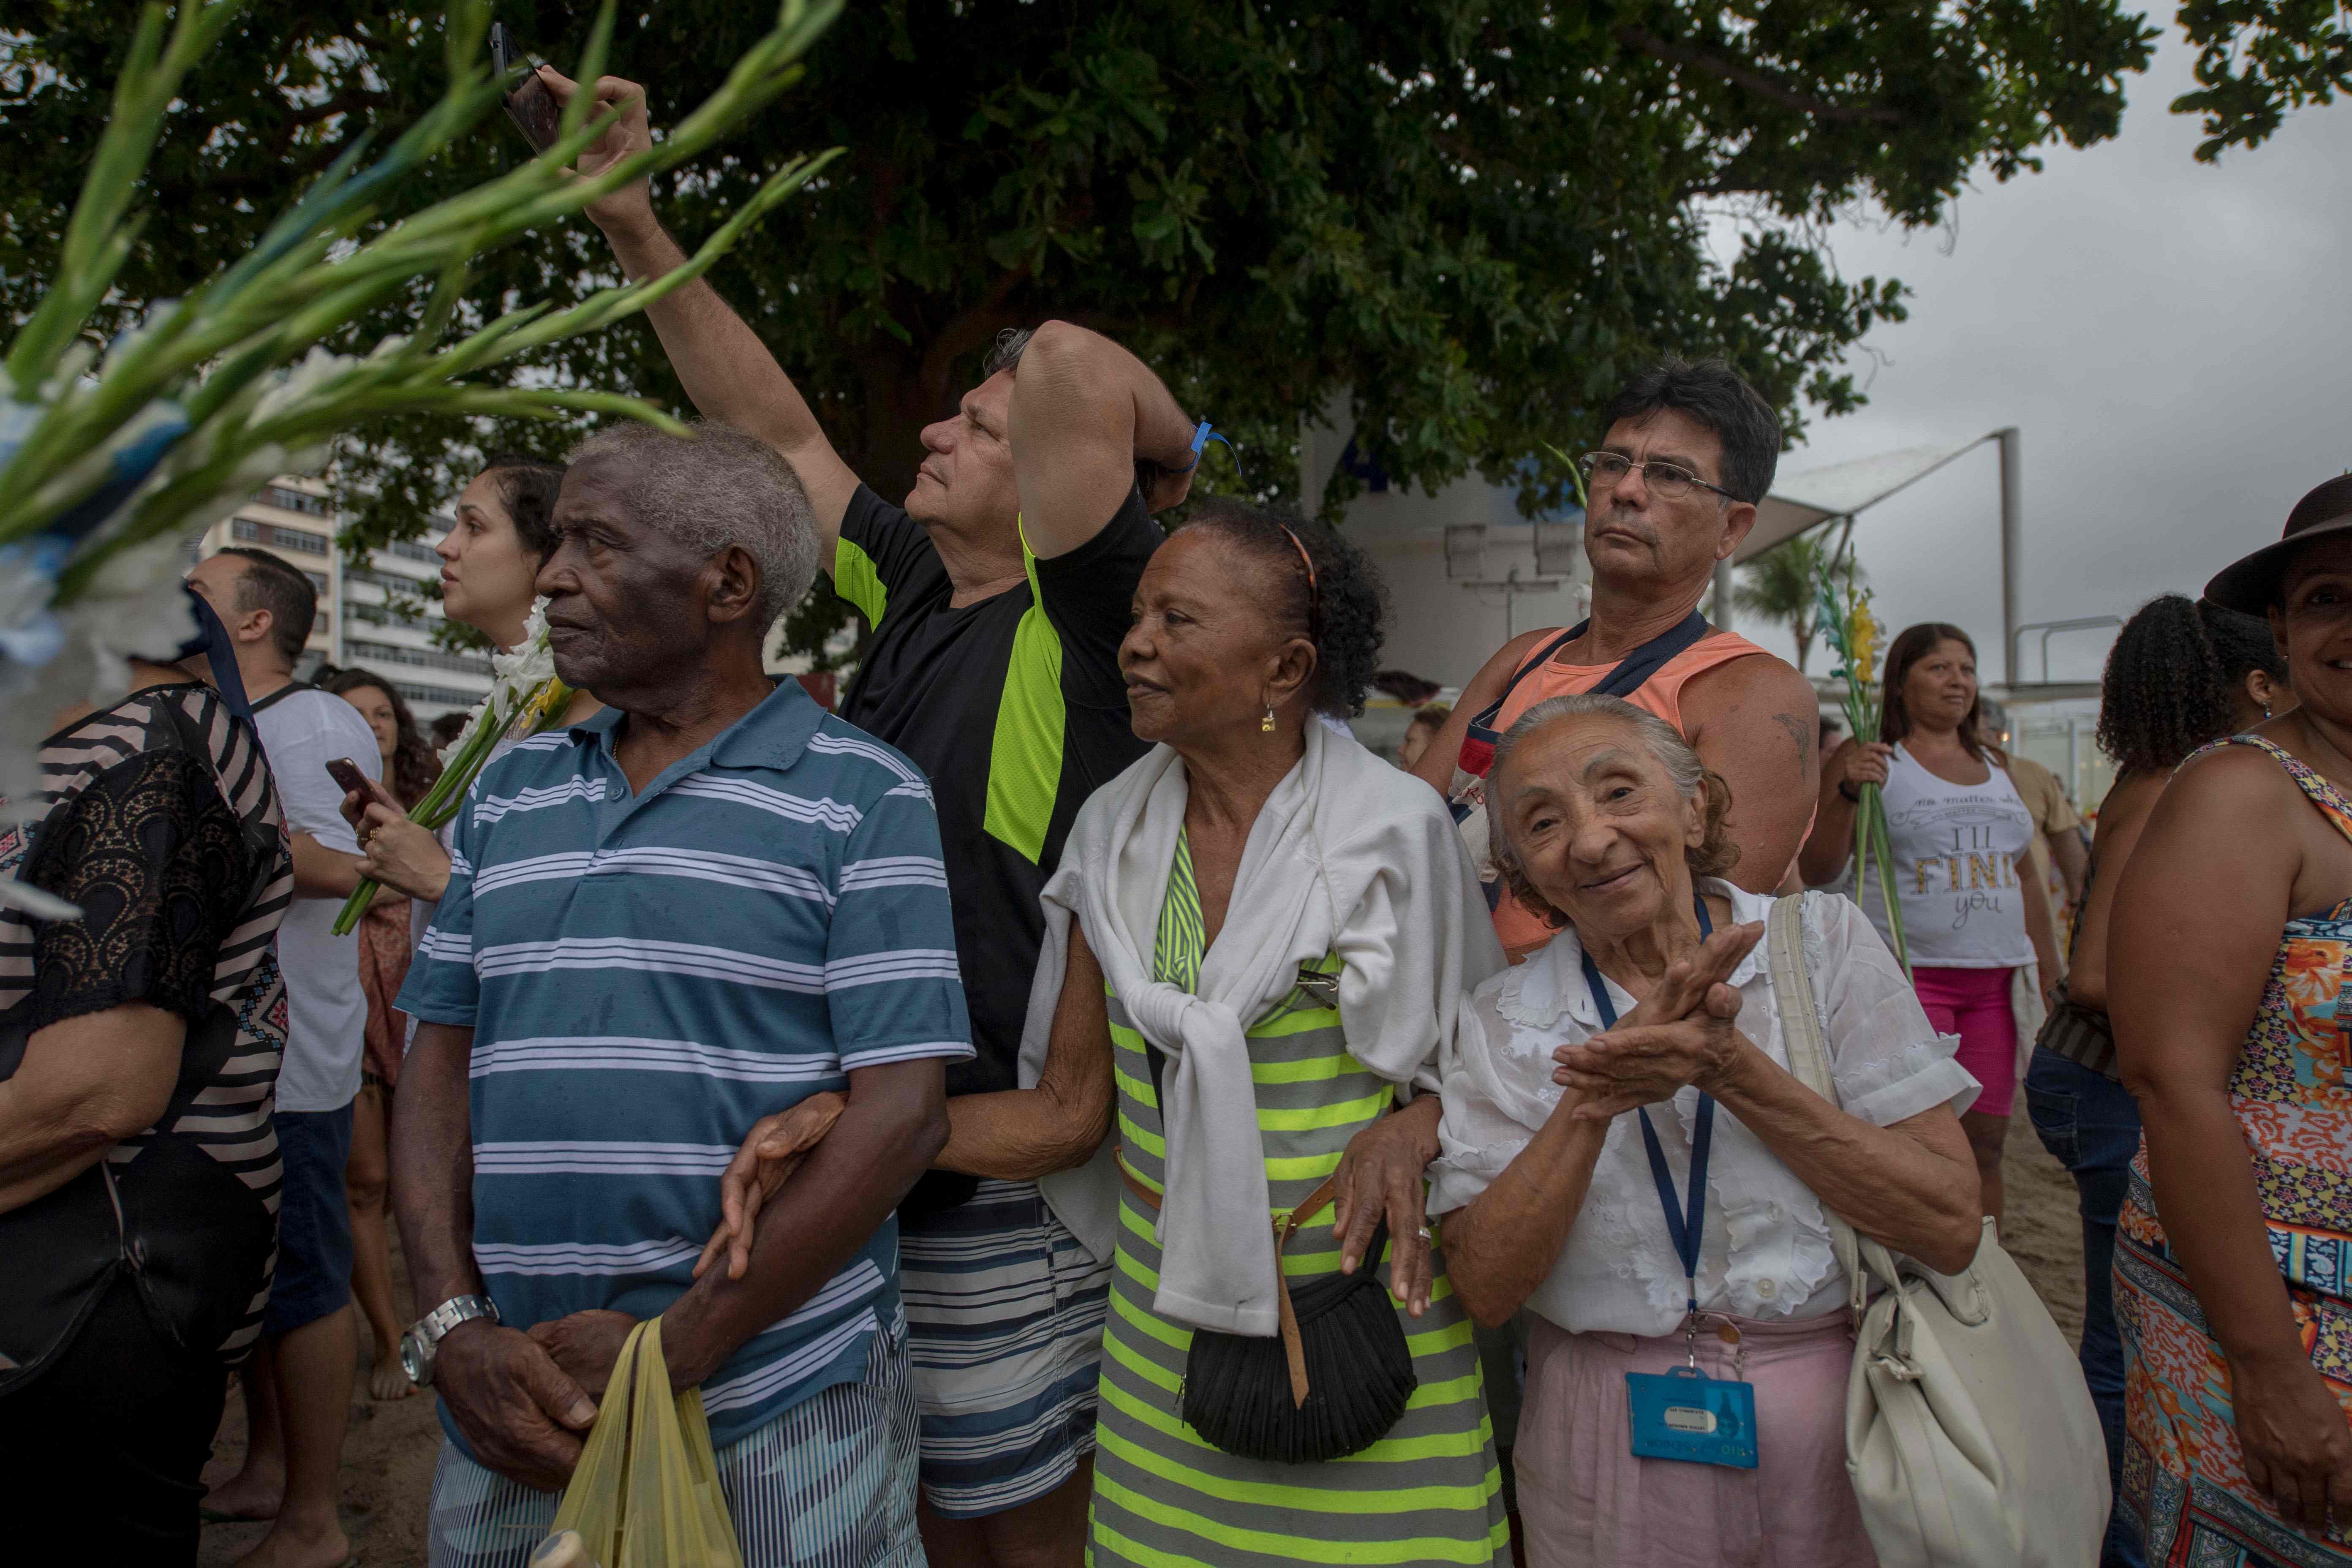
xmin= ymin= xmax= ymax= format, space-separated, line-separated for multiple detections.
xmin=1765 ymin=893 xmax=2109 ymax=1568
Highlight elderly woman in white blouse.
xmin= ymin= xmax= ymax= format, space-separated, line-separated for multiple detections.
xmin=1432 ymin=694 xmax=1984 ymax=1567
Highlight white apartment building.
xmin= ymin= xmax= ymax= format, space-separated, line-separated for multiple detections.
xmin=194 ymin=476 xmax=494 ymax=723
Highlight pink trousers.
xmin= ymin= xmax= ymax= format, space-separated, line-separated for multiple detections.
xmin=1516 ymin=1312 xmax=1877 ymax=1568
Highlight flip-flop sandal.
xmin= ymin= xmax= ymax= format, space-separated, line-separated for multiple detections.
xmin=197 ymin=1505 xmax=278 ymax=1524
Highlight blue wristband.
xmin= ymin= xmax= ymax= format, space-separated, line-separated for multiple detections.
xmin=1174 ymin=419 xmax=1235 ymax=474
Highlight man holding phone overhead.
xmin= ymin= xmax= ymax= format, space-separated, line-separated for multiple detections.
xmin=489 ymin=25 xmax=561 ymax=153
xmin=534 ymin=60 xmax=1198 ymax=1566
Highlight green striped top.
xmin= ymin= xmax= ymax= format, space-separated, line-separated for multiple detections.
xmin=1088 ymin=831 xmax=1509 ymax=1567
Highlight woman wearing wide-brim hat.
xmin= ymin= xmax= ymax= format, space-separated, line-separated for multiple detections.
xmin=2109 ymin=473 xmax=2352 ymax=1563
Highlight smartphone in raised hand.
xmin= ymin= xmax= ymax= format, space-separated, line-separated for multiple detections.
xmin=489 ymin=22 xmax=561 ymax=153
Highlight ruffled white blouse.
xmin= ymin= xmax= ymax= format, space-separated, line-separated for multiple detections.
xmin=1428 ymin=884 xmax=1979 ymax=1337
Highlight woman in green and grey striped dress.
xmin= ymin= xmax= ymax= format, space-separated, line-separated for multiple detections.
xmin=1014 ymin=506 xmax=1510 ymax=1565
xmin=1086 ymin=826 xmax=1511 ymax=1566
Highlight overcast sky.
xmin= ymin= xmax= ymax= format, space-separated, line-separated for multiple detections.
xmin=1721 ymin=29 xmax=2352 ymax=686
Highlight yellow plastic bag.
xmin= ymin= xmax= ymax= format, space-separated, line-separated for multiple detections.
xmin=542 ymin=1317 xmax=744 ymax=1568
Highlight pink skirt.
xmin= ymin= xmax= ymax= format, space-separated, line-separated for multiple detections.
xmin=1516 ymin=1312 xmax=1877 ymax=1568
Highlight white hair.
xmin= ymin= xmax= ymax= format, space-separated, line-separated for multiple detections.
xmin=567 ymin=419 xmax=819 ymax=628
xmin=1494 ymin=693 xmax=1708 ymax=802
xmin=1486 ymin=692 xmax=1738 ymax=906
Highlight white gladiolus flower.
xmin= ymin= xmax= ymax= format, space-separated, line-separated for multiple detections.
xmin=438 ymin=596 xmax=561 ymax=765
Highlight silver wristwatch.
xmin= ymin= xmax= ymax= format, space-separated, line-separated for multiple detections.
xmin=400 ymin=1293 xmax=500 ymax=1387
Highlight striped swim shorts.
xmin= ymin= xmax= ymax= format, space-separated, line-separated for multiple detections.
xmin=426 ymin=1312 xmax=922 ymax=1567
xmin=897 ymin=1176 xmax=1113 ymax=1518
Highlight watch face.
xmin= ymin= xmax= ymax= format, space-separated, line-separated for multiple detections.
xmin=400 ymin=1328 xmax=431 ymax=1386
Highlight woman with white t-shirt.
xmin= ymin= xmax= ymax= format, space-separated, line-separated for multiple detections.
xmin=1802 ymin=622 xmax=2062 ymax=1225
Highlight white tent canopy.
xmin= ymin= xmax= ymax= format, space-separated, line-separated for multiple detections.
xmin=1715 ymin=427 xmax=2045 ymax=686
xmin=1737 ymin=437 xmax=1994 ymax=562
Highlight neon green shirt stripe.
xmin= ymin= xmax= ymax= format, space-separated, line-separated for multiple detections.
xmin=980 ymin=519 xmax=1064 ymax=863
xmin=831 ymin=536 xmax=887 ymax=625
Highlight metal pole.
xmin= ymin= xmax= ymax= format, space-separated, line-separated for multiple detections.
xmin=1713 ymin=556 xmax=1735 ymax=632
xmin=1997 ymin=425 xmax=2022 ymax=688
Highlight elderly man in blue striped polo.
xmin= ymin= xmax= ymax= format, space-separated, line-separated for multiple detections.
xmin=391 ymin=419 xmax=970 ymax=1567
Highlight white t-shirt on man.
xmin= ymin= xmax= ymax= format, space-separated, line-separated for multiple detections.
xmin=251 ymin=683 xmax=381 ymax=1113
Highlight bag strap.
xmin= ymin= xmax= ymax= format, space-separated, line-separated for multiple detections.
xmin=1116 ymin=1149 xmax=1346 ymax=1250
xmin=1116 ymin=1136 xmax=1369 ymax=1411
xmin=1458 ymin=624 xmax=1585 ymax=758
xmin=1765 ymin=894 xmax=1878 ymax=1318
xmin=1456 ymin=611 xmax=1713 ymax=776
xmin=246 ymin=679 xmax=315 ymax=715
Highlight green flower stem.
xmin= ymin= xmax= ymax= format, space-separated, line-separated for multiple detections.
xmin=5 ymin=2 xmax=249 ymax=395
xmin=1866 ymin=788 xmax=1911 ymax=976
xmin=51 ymin=149 xmax=831 ymax=599
xmin=4 ymin=0 xmax=845 ymax=565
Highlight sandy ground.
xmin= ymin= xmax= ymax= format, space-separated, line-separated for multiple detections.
xmin=198 ymin=1121 xmax=2091 ymax=1566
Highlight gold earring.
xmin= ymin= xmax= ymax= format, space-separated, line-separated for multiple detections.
xmin=1262 ymin=705 xmax=1276 ymax=733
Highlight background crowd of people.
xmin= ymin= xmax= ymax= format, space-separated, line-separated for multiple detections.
xmin=1 ymin=62 xmax=2348 ymax=1568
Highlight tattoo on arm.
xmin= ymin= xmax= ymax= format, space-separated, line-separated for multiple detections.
xmin=1773 ymin=711 xmax=1813 ymax=779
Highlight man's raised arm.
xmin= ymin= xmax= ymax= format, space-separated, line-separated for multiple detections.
xmin=1009 ymin=320 xmax=1199 ymax=559
xmin=542 ymin=68 xmax=861 ymax=544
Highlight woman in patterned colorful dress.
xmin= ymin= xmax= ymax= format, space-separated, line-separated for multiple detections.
xmin=886 ymin=499 xmax=1513 ymax=1566
xmin=2111 ymin=474 xmax=2352 ymax=1564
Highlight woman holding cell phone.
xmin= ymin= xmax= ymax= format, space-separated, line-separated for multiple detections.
xmin=336 ymin=454 xmax=594 ymax=906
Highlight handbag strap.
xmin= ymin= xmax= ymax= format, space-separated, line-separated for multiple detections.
xmin=1116 ymin=1138 xmax=1370 ymax=1410
xmin=1765 ymin=894 xmax=1893 ymax=1317
xmin=1115 ymin=1155 xmax=1342 ymax=1249
xmin=1454 ymin=611 xmax=1713 ymax=779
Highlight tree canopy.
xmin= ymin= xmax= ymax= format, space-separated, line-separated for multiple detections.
xmin=3 ymin=1 xmax=2342 ymax=658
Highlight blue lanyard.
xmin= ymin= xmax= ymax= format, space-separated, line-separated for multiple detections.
xmin=1579 ymin=897 xmax=1716 ymax=1320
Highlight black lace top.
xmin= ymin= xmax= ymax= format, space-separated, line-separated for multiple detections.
xmin=23 ymin=746 xmax=255 ymax=1026
xmin=0 ymin=682 xmax=292 ymax=1372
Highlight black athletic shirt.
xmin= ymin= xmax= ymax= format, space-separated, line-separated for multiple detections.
xmin=833 ymin=484 xmax=1160 ymax=1113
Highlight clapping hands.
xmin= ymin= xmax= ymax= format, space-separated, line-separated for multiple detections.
xmin=1551 ymin=921 xmax=1762 ymax=1120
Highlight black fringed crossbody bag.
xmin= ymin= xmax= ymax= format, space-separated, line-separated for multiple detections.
xmin=1130 ymin=1035 xmax=1418 ymax=1465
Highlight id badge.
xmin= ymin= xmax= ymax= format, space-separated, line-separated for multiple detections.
xmin=1625 ymin=1365 xmax=1759 ymax=1469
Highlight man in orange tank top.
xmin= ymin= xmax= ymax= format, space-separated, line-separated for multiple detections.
xmin=1409 ymin=358 xmax=1820 ymax=959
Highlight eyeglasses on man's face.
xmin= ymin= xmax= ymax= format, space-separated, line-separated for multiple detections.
xmin=1579 ymin=451 xmax=1738 ymax=504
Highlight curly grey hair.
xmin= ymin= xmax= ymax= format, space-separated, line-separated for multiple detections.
xmin=1486 ymin=692 xmax=1739 ymax=928
xmin=566 ymin=419 xmax=819 ymax=629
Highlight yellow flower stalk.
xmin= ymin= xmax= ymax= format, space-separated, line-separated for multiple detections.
xmin=1812 ymin=566 xmax=1910 ymax=973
